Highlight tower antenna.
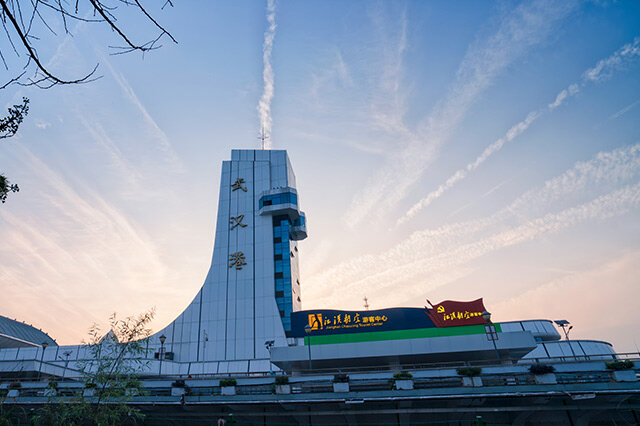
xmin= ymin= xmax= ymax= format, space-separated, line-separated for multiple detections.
xmin=258 ymin=127 xmax=270 ymax=150
xmin=364 ymin=296 xmax=369 ymax=311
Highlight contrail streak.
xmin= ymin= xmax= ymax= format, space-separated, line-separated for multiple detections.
xmin=398 ymin=38 xmax=640 ymax=225
xmin=258 ymin=0 xmax=276 ymax=149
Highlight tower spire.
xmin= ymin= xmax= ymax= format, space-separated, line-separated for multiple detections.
xmin=258 ymin=127 xmax=270 ymax=150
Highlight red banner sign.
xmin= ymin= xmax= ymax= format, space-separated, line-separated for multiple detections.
xmin=425 ymin=298 xmax=487 ymax=327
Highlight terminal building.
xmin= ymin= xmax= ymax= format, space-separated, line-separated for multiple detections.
xmin=1 ymin=149 xmax=637 ymax=425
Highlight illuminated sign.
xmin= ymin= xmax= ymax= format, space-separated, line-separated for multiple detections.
xmin=290 ymin=298 xmax=488 ymax=337
xmin=425 ymin=298 xmax=487 ymax=328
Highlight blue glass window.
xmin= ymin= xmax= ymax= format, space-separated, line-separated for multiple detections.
xmin=259 ymin=191 xmax=298 ymax=209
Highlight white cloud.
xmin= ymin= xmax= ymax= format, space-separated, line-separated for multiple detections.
xmin=0 ymin=147 xmax=176 ymax=343
xmin=307 ymin=144 xmax=640 ymax=309
xmin=258 ymin=0 xmax=277 ymax=149
xmin=398 ymin=37 xmax=640 ymax=224
xmin=343 ymin=0 xmax=578 ymax=227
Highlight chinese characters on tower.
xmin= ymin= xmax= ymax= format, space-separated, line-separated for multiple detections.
xmin=229 ymin=178 xmax=248 ymax=270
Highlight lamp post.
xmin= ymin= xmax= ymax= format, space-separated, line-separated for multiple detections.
xmin=304 ymin=324 xmax=312 ymax=372
xmin=554 ymin=320 xmax=576 ymax=360
xmin=37 ymin=342 xmax=48 ymax=381
xmin=159 ymin=335 xmax=166 ymax=375
xmin=482 ymin=311 xmax=500 ymax=362
xmin=62 ymin=351 xmax=71 ymax=380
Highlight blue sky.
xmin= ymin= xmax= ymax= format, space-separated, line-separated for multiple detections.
xmin=1 ymin=0 xmax=640 ymax=352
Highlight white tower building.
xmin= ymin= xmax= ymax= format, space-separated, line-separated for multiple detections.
xmin=153 ymin=150 xmax=306 ymax=373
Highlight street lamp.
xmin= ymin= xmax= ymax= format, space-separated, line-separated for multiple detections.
xmin=159 ymin=335 xmax=166 ymax=375
xmin=482 ymin=311 xmax=500 ymax=361
xmin=554 ymin=320 xmax=576 ymax=360
xmin=62 ymin=351 xmax=71 ymax=380
xmin=37 ymin=342 xmax=48 ymax=381
xmin=304 ymin=324 xmax=312 ymax=372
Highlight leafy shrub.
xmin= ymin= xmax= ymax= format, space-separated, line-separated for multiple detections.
xmin=275 ymin=375 xmax=289 ymax=385
xmin=332 ymin=374 xmax=349 ymax=383
xmin=529 ymin=364 xmax=555 ymax=375
xmin=84 ymin=382 xmax=97 ymax=389
xmin=606 ymin=360 xmax=635 ymax=371
xmin=393 ymin=372 xmax=413 ymax=379
xmin=0 ymin=389 xmax=7 ymax=397
xmin=456 ymin=367 xmax=482 ymax=377
xmin=125 ymin=379 xmax=141 ymax=389
xmin=8 ymin=382 xmax=21 ymax=389
xmin=47 ymin=381 xmax=58 ymax=389
xmin=172 ymin=379 xmax=186 ymax=388
xmin=219 ymin=378 xmax=237 ymax=387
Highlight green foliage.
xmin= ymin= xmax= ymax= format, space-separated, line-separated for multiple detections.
xmin=332 ymin=373 xmax=349 ymax=383
xmin=606 ymin=360 xmax=635 ymax=371
xmin=171 ymin=379 xmax=186 ymax=388
xmin=0 ymin=98 xmax=29 ymax=139
xmin=7 ymin=382 xmax=21 ymax=389
xmin=529 ymin=364 xmax=555 ymax=375
xmin=219 ymin=378 xmax=237 ymax=387
xmin=0 ymin=97 xmax=28 ymax=204
xmin=47 ymin=381 xmax=58 ymax=389
xmin=24 ymin=309 xmax=155 ymax=425
xmin=0 ymin=174 xmax=19 ymax=204
xmin=393 ymin=371 xmax=413 ymax=379
xmin=275 ymin=375 xmax=289 ymax=385
xmin=456 ymin=367 xmax=482 ymax=377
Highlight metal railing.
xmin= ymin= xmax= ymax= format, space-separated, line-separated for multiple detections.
xmin=0 ymin=352 xmax=637 ymax=383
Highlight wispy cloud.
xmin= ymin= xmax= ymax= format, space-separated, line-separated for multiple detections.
xmin=101 ymin=57 xmax=183 ymax=172
xmin=610 ymin=99 xmax=640 ymax=120
xmin=0 ymin=147 xmax=177 ymax=343
xmin=258 ymin=0 xmax=277 ymax=149
xmin=398 ymin=38 xmax=640 ymax=224
xmin=307 ymin=144 xmax=640 ymax=309
xmin=343 ymin=0 xmax=578 ymax=227
xmin=493 ymin=251 xmax=640 ymax=350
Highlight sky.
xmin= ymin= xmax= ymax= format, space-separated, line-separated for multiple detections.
xmin=1 ymin=0 xmax=640 ymax=352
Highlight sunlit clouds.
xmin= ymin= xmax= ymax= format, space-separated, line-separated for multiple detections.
xmin=0 ymin=1 xmax=639 ymax=352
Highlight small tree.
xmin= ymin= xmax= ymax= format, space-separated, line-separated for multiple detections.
xmin=29 ymin=309 xmax=155 ymax=425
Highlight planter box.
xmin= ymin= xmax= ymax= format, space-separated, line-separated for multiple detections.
xmin=221 ymin=386 xmax=236 ymax=396
xmin=333 ymin=382 xmax=349 ymax=393
xmin=7 ymin=389 xmax=19 ymax=398
xmin=462 ymin=377 xmax=483 ymax=387
xmin=83 ymin=389 xmax=96 ymax=397
xmin=276 ymin=384 xmax=291 ymax=394
xmin=534 ymin=373 xmax=557 ymax=385
xmin=44 ymin=388 xmax=57 ymax=397
xmin=612 ymin=370 xmax=638 ymax=382
xmin=171 ymin=387 xmax=187 ymax=396
xmin=395 ymin=379 xmax=414 ymax=390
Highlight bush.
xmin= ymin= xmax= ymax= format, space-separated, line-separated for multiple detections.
xmin=456 ymin=367 xmax=482 ymax=377
xmin=47 ymin=381 xmax=58 ymax=389
xmin=393 ymin=372 xmax=413 ymax=380
xmin=606 ymin=360 xmax=635 ymax=371
xmin=275 ymin=375 xmax=289 ymax=385
xmin=8 ymin=382 xmax=21 ymax=389
xmin=332 ymin=374 xmax=349 ymax=383
xmin=85 ymin=382 xmax=97 ymax=389
xmin=219 ymin=378 xmax=237 ymax=387
xmin=172 ymin=379 xmax=186 ymax=388
xmin=529 ymin=364 xmax=555 ymax=375
xmin=124 ymin=379 xmax=141 ymax=389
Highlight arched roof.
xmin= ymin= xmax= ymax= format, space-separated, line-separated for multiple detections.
xmin=0 ymin=315 xmax=57 ymax=348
